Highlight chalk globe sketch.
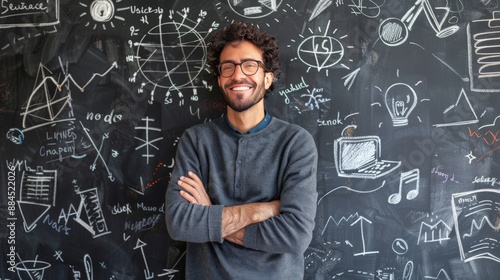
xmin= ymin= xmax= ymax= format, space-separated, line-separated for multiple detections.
xmin=297 ymin=35 xmax=344 ymax=71
xmin=227 ymin=0 xmax=283 ymax=19
xmin=136 ymin=22 xmax=207 ymax=90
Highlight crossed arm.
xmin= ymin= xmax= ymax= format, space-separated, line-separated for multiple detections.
xmin=177 ymin=171 xmax=280 ymax=245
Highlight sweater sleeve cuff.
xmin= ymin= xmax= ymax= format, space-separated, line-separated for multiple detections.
xmin=243 ymin=223 xmax=259 ymax=250
xmin=208 ymin=205 xmax=224 ymax=243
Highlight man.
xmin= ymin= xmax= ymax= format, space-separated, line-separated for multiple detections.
xmin=165 ymin=22 xmax=318 ymax=279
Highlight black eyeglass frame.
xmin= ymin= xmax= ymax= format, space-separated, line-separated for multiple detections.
xmin=216 ymin=59 xmax=266 ymax=77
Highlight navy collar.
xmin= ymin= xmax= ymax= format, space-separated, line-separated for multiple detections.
xmin=224 ymin=112 xmax=272 ymax=134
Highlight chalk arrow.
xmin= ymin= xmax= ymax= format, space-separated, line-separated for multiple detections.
xmin=134 ymin=239 xmax=154 ymax=279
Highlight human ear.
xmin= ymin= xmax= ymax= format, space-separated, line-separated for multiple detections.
xmin=264 ymin=72 xmax=274 ymax=89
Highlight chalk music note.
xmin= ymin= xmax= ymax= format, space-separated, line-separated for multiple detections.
xmin=388 ymin=169 xmax=420 ymax=204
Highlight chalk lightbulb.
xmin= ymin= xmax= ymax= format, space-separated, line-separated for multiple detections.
xmin=384 ymin=83 xmax=417 ymax=126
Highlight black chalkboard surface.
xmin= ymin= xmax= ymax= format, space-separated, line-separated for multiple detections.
xmin=2 ymin=0 xmax=500 ymax=279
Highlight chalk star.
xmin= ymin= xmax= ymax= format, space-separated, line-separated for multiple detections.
xmin=465 ymin=151 xmax=476 ymax=164
xmin=53 ymin=250 xmax=64 ymax=262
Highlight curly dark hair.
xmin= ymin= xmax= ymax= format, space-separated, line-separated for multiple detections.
xmin=207 ymin=22 xmax=281 ymax=93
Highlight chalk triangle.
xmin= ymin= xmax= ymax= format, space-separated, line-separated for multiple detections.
xmin=17 ymin=201 xmax=51 ymax=232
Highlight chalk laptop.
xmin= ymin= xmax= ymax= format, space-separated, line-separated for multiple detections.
xmin=334 ymin=135 xmax=401 ymax=179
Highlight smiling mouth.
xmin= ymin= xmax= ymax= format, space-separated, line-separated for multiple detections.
xmin=231 ymin=86 xmax=252 ymax=91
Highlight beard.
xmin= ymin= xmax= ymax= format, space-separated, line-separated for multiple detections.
xmin=220 ymin=79 xmax=266 ymax=112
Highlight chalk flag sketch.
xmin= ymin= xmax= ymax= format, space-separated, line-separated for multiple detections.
xmin=417 ymin=215 xmax=452 ymax=245
xmin=384 ymin=83 xmax=418 ymax=126
xmin=6 ymin=61 xmax=118 ymax=144
xmin=132 ymin=12 xmax=210 ymax=104
xmin=379 ymin=0 xmax=459 ymax=46
xmin=433 ymin=88 xmax=479 ymax=127
xmin=388 ymin=168 xmax=420 ymax=204
xmin=225 ymin=0 xmax=281 ymax=18
xmin=17 ymin=167 xmax=57 ymax=232
xmin=0 ymin=0 xmax=59 ymax=28
xmin=333 ymin=135 xmax=401 ymax=179
xmin=451 ymin=189 xmax=500 ymax=263
xmin=468 ymin=11 xmax=500 ymax=92
xmin=74 ymin=188 xmax=111 ymax=238
xmin=14 ymin=256 xmax=51 ymax=280
xmin=135 ymin=117 xmax=164 ymax=164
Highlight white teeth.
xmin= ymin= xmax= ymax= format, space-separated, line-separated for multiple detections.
xmin=232 ymin=86 xmax=250 ymax=91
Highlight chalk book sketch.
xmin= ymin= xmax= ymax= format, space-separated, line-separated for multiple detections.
xmin=333 ymin=135 xmax=401 ymax=179
xmin=451 ymin=189 xmax=500 ymax=263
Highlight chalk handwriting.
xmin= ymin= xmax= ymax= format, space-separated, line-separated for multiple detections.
xmin=130 ymin=6 xmax=163 ymax=14
xmin=472 ymin=176 xmax=500 ymax=187
xmin=1 ymin=1 xmax=48 ymax=15
xmin=277 ymin=76 xmax=309 ymax=104
xmin=43 ymin=214 xmax=72 ymax=235
xmin=431 ymin=166 xmax=459 ymax=184
xmin=317 ymin=112 xmax=343 ymax=126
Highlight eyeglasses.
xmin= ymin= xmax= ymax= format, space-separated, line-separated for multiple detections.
xmin=216 ymin=59 xmax=265 ymax=77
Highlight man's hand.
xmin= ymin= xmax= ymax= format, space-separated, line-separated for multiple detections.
xmin=178 ymin=171 xmax=212 ymax=206
xmin=224 ymin=228 xmax=245 ymax=245
xmin=221 ymin=200 xmax=280 ymax=237
xmin=178 ymin=171 xmax=280 ymax=246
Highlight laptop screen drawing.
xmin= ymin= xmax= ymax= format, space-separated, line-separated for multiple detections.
xmin=334 ymin=136 xmax=401 ymax=179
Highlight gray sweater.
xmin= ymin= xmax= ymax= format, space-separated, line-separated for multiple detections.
xmin=165 ymin=116 xmax=318 ymax=280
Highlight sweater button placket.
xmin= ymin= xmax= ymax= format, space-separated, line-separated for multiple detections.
xmin=235 ymin=138 xmax=244 ymax=192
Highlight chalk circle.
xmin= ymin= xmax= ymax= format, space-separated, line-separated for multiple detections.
xmin=136 ymin=22 xmax=207 ymax=89
xmin=15 ymin=260 xmax=51 ymax=280
xmin=379 ymin=17 xmax=408 ymax=47
xmin=90 ymin=0 xmax=115 ymax=22
xmin=391 ymin=238 xmax=409 ymax=255
xmin=6 ymin=128 xmax=24 ymax=144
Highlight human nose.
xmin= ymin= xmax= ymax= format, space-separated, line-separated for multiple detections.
xmin=231 ymin=64 xmax=246 ymax=78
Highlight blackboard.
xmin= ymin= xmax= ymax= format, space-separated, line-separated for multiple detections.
xmin=1 ymin=0 xmax=500 ymax=279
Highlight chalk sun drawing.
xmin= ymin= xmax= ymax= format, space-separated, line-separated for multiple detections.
xmin=79 ymin=0 xmax=126 ymax=30
xmin=288 ymin=20 xmax=353 ymax=77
